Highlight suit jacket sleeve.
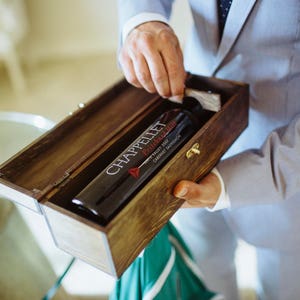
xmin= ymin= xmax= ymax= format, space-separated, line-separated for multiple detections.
xmin=218 ymin=113 xmax=300 ymax=207
xmin=117 ymin=0 xmax=175 ymax=30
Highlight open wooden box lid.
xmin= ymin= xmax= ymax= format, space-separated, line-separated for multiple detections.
xmin=0 ymin=74 xmax=248 ymax=214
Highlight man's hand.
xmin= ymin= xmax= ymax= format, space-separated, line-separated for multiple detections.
xmin=173 ymin=172 xmax=222 ymax=208
xmin=119 ymin=21 xmax=186 ymax=101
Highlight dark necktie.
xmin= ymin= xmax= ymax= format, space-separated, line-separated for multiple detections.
xmin=218 ymin=0 xmax=233 ymax=37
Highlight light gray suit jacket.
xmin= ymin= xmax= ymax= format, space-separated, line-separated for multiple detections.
xmin=118 ymin=0 xmax=300 ymax=250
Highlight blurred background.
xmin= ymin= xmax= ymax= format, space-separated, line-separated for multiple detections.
xmin=0 ymin=0 xmax=192 ymax=122
xmin=0 ymin=1 xmax=256 ymax=299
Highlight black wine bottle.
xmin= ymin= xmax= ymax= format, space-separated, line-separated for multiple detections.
xmin=71 ymin=98 xmax=211 ymax=224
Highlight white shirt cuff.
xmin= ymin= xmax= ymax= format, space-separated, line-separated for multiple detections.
xmin=206 ymin=167 xmax=231 ymax=211
xmin=122 ymin=12 xmax=169 ymax=44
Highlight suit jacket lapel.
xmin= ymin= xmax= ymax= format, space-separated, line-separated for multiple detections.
xmin=194 ymin=1 xmax=220 ymax=56
xmin=212 ymin=0 xmax=258 ymax=75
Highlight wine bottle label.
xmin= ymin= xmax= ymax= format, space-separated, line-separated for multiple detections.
xmin=105 ymin=119 xmax=176 ymax=176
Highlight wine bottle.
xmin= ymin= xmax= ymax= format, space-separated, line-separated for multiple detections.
xmin=71 ymin=98 xmax=211 ymax=224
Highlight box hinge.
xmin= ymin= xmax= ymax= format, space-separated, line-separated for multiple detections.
xmin=53 ymin=172 xmax=71 ymax=188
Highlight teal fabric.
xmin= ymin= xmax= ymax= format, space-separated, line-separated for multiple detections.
xmin=110 ymin=222 xmax=220 ymax=300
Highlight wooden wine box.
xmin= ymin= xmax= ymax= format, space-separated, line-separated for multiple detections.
xmin=0 ymin=74 xmax=249 ymax=277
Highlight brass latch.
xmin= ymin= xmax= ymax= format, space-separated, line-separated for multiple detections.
xmin=186 ymin=143 xmax=201 ymax=159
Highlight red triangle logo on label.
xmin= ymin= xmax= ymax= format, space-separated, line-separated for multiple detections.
xmin=128 ymin=167 xmax=140 ymax=179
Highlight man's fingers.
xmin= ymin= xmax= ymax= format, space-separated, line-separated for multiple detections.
xmin=119 ymin=50 xmax=142 ymax=88
xmin=119 ymin=21 xmax=186 ymax=98
xmin=160 ymin=41 xmax=186 ymax=99
xmin=174 ymin=180 xmax=204 ymax=204
xmin=132 ymin=30 xmax=171 ymax=97
xmin=131 ymin=53 xmax=156 ymax=93
xmin=144 ymin=49 xmax=170 ymax=97
xmin=173 ymin=173 xmax=221 ymax=208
